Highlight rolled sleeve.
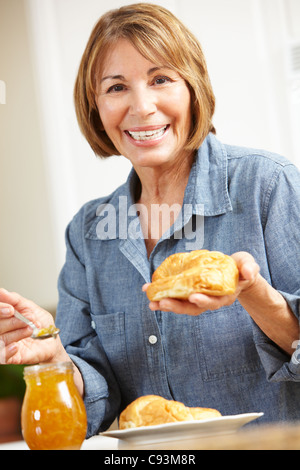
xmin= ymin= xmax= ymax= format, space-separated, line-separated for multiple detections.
xmin=263 ymin=165 xmax=300 ymax=304
xmin=68 ymin=351 xmax=120 ymax=438
xmin=252 ymin=289 xmax=300 ymax=383
xmin=68 ymin=353 xmax=108 ymax=437
xmin=254 ymin=163 xmax=300 ymax=382
xmin=253 ymin=322 xmax=300 ymax=383
xmin=279 ymin=291 xmax=300 ymax=321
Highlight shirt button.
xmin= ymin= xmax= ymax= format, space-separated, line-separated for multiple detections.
xmin=148 ymin=335 xmax=158 ymax=345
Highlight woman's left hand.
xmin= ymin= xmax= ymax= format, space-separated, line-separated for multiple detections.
xmin=143 ymin=251 xmax=260 ymax=316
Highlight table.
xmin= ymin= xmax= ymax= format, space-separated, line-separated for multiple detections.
xmin=1 ymin=422 xmax=300 ymax=450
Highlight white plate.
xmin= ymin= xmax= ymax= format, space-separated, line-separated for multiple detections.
xmin=101 ymin=413 xmax=264 ymax=445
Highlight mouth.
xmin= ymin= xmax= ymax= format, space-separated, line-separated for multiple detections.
xmin=125 ymin=125 xmax=169 ymax=142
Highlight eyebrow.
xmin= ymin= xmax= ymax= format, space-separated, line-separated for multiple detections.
xmin=100 ymin=67 xmax=168 ymax=83
xmin=100 ymin=74 xmax=125 ymax=83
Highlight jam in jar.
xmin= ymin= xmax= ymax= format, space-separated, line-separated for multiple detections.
xmin=21 ymin=362 xmax=87 ymax=450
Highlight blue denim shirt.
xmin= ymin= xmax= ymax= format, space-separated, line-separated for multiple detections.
xmin=56 ymin=133 xmax=300 ymax=438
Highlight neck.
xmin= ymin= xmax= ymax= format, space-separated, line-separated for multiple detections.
xmin=135 ymin=151 xmax=195 ymax=206
xmin=133 ymin=151 xmax=195 ymax=257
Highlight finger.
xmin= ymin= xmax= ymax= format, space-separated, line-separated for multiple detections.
xmin=142 ymin=283 xmax=151 ymax=292
xmin=148 ymin=301 xmax=160 ymax=311
xmin=0 ymin=288 xmax=37 ymax=313
xmin=0 ymin=288 xmax=19 ymax=306
xmin=158 ymin=298 xmax=206 ymax=316
xmin=0 ymin=303 xmax=14 ymax=318
xmin=0 ymin=316 xmax=32 ymax=335
xmin=240 ymin=261 xmax=260 ymax=282
xmin=0 ymin=294 xmax=38 ymax=326
xmin=189 ymin=293 xmax=233 ymax=309
xmin=0 ymin=339 xmax=6 ymax=364
xmin=0 ymin=325 xmax=33 ymax=346
xmin=0 ymin=288 xmax=10 ymax=298
xmin=149 ymin=296 xmax=206 ymax=313
xmin=0 ymin=302 xmax=40 ymax=333
xmin=231 ymin=252 xmax=260 ymax=281
xmin=0 ymin=341 xmax=19 ymax=364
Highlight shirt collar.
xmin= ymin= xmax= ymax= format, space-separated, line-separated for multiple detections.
xmin=91 ymin=133 xmax=232 ymax=241
xmin=184 ymin=133 xmax=233 ymax=216
xmin=120 ymin=133 xmax=233 ymax=217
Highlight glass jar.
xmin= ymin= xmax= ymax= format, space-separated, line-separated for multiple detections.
xmin=21 ymin=362 xmax=87 ymax=450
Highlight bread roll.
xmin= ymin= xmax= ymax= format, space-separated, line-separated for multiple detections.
xmin=146 ymin=250 xmax=239 ymax=301
xmin=119 ymin=395 xmax=221 ymax=429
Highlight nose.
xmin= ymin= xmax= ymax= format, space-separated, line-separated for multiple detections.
xmin=129 ymin=87 xmax=157 ymax=118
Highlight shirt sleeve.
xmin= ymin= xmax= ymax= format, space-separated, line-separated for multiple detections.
xmin=254 ymin=162 xmax=300 ymax=382
xmin=55 ymin=207 xmax=121 ymax=438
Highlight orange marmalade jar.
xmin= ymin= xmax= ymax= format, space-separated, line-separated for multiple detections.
xmin=21 ymin=362 xmax=87 ymax=450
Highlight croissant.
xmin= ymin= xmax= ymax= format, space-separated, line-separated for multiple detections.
xmin=146 ymin=250 xmax=239 ymax=301
xmin=119 ymin=395 xmax=221 ymax=429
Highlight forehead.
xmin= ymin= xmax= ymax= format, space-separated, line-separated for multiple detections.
xmin=98 ymin=38 xmax=167 ymax=78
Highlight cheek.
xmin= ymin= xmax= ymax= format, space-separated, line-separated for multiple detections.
xmin=172 ymin=106 xmax=192 ymax=138
xmin=166 ymin=88 xmax=191 ymax=131
xmin=97 ymin=99 xmax=122 ymax=134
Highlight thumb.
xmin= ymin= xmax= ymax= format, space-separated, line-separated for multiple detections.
xmin=231 ymin=252 xmax=260 ymax=282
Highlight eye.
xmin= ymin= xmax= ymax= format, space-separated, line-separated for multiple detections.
xmin=153 ymin=76 xmax=173 ymax=86
xmin=106 ymin=84 xmax=126 ymax=94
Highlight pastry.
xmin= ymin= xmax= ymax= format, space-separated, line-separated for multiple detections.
xmin=119 ymin=395 xmax=221 ymax=429
xmin=146 ymin=250 xmax=239 ymax=301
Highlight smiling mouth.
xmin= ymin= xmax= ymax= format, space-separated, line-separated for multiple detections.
xmin=126 ymin=125 xmax=169 ymax=141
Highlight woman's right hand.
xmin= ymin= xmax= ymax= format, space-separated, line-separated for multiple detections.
xmin=0 ymin=288 xmax=67 ymax=365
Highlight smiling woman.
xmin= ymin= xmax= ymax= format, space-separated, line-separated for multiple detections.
xmin=74 ymin=2 xmax=216 ymax=158
xmin=95 ymin=39 xmax=192 ymax=170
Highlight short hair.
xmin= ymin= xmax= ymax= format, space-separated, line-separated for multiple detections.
xmin=74 ymin=3 xmax=216 ymax=158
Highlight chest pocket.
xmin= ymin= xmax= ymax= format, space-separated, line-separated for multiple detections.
xmin=194 ymin=302 xmax=263 ymax=381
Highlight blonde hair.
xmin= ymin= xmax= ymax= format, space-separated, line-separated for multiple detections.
xmin=74 ymin=3 xmax=216 ymax=157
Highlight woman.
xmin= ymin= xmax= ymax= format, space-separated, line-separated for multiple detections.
xmin=1 ymin=3 xmax=300 ymax=438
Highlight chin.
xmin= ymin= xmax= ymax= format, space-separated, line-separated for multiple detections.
xmin=127 ymin=147 xmax=178 ymax=168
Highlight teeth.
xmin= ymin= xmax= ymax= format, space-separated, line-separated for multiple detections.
xmin=128 ymin=126 xmax=167 ymax=141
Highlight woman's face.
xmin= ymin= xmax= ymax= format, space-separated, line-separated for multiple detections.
xmin=96 ymin=39 xmax=192 ymax=170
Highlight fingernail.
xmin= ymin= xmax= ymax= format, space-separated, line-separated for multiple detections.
xmin=0 ymin=307 xmax=12 ymax=316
